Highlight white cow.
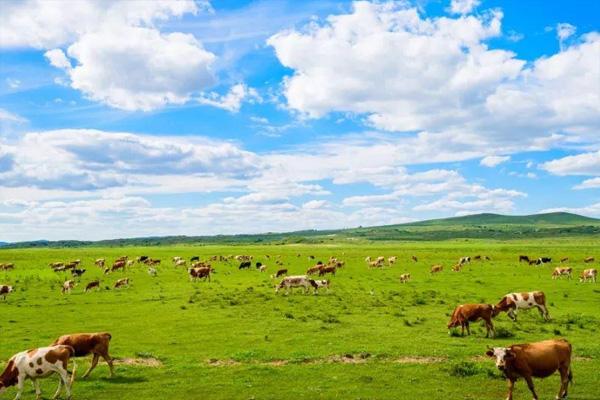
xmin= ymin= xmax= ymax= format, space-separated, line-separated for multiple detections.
xmin=275 ymin=275 xmax=317 ymax=294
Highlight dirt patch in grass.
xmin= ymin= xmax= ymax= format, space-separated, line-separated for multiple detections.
xmin=112 ymin=357 xmax=163 ymax=367
xmin=205 ymin=354 xmax=445 ymax=367
xmin=393 ymin=356 xmax=446 ymax=364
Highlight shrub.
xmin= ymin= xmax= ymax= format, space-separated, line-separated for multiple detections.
xmin=449 ymin=361 xmax=483 ymax=377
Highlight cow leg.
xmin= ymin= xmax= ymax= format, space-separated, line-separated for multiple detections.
xmin=33 ymin=379 xmax=41 ymax=400
xmin=537 ymin=305 xmax=550 ymax=321
xmin=52 ymin=376 xmax=63 ymax=400
xmin=557 ymin=366 xmax=570 ymax=399
xmin=508 ymin=309 xmax=517 ymax=321
xmin=505 ymin=378 xmax=515 ymax=400
xmin=465 ymin=322 xmax=471 ymax=336
xmin=100 ymin=351 xmax=115 ymax=377
xmin=83 ymin=353 xmax=100 ymax=378
xmin=460 ymin=323 xmax=465 ymax=336
xmin=58 ymin=368 xmax=72 ymax=400
xmin=13 ymin=375 xmax=25 ymax=400
xmin=524 ymin=376 xmax=539 ymax=400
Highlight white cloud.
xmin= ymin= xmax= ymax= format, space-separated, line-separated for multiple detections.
xmin=574 ymin=177 xmax=600 ymax=190
xmin=480 ymin=155 xmax=510 ymax=167
xmin=449 ymin=0 xmax=481 ymax=15
xmin=542 ymin=203 xmax=600 ymax=218
xmin=556 ymin=22 xmax=576 ymax=49
xmin=0 ymin=109 xmax=27 ymax=123
xmin=6 ymin=78 xmax=21 ymax=89
xmin=198 ymin=83 xmax=261 ymax=112
xmin=44 ymin=48 xmax=72 ymax=69
xmin=541 ymin=151 xmax=600 ymax=176
xmin=268 ymin=3 xmax=600 ymax=149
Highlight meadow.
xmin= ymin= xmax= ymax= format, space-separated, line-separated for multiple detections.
xmin=1 ymin=239 xmax=599 ymax=399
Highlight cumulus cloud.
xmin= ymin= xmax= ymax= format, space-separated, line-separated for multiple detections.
xmin=0 ymin=109 xmax=27 ymax=123
xmin=556 ymin=22 xmax=576 ymax=49
xmin=480 ymin=155 xmax=510 ymax=167
xmin=449 ymin=0 xmax=481 ymax=15
xmin=268 ymin=2 xmax=600 ymax=149
xmin=542 ymin=203 xmax=600 ymax=218
xmin=198 ymin=83 xmax=261 ymax=112
xmin=541 ymin=151 xmax=600 ymax=176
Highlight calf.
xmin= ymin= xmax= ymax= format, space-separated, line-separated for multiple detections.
xmin=551 ymin=267 xmax=572 ymax=280
xmin=275 ymin=275 xmax=317 ymax=295
xmin=399 ymin=273 xmax=411 ymax=283
xmin=0 ymin=345 xmax=76 ymax=400
xmin=114 ymin=278 xmax=129 ymax=289
xmin=447 ymin=304 xmax=496 ymax=338
xmin=62 ymin=280 xmax=75 ymax=294
xmin=0 ymin=285 xmax=13 ymax=300
xmin=495 ymin=291 xmax=550 ymax=321
xmin=52 ymin=332 xmax=114 ymax=378
xmin=584 ymin=256 xmax=595 ymax=263
xmin=580 ymin=268 xmax=597 ymax=283
xmin=84 ymin=280 xmax=100 ymax=293
xmin=486 ymin=339 xmax=572 ymax=400
xmin=430 ymin=264 xmax=443 ymax=274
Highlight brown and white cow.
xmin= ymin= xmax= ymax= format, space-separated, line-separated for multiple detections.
xmin=114 ymin=278 xmax=129 ymax=289
xmin=110 ymin=260 xmax=126 ymax=272
xmin=94 ymin=258 xmax=105 ymax=268
xmin=447 ymin=304 xmax=496 ymax=338
xmin=580 ymin=268 xmax=597 ymax=283
xmin=399 ymin=273 xmax=411 ymax=283
xmin=275 ymin=275 xmax=317 ymax=294
xmin=430 ymin=264 xmax=443 ymax=274
xmin=451 ymin=263 xmax=463 ymax=272
xmin=52 ymin=333 xmax=114 ymax=378
xmin=388 ymin=256 xmax=397 ymax=266
xmin=486 ymin=339 xmax=572 ymax=400
xmin=0 ymin=345 xmax=76 ymax=400
xmin=495 ymin=291 xmax=550 ymax=321
xmin=551 ymin=267 xmax=572 ymax=280
xmin=84 ymin=280 xmax=100 ymax=293
xmin=584 ymin=256 xmax=595 ymax=263
xmin=0 ymin=263 xmax=14 ymax=271
xmin=62 ymin=280 xmax=75 ymax=294
xmin=1 ymin=285 xmax=13 ymax=300
xmin=312 ymin=279 xmax=330 ymax=293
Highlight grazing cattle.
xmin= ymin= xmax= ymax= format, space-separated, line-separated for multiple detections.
xmin=126 ymin=260 xmax=135 ymax=268
xmin=519 ymin=255 xmax=530 ymax=263
xmin=580 ymin=268 xmax=597 ymax=283
xmin=486 ymin=339 xmax=572 ymax=400
xmin=138 ymin=255 xmax=149 ymax=263
xmin=411 ymin=255 xmax=418 ymax=262
xmin=483 ymin=255 xmax=491 ymax=261
xmin=147 ymin=267 xmax=157 ymax=277
xmin=238 ymin=261 xmax=252 ymax=270
xmin=189 ymin=267 xmax=211 ymax=282
xmin=584 ymin=256 xmax=595 ymax=263
xmin=473 ymin=255 xmax=482 ymax=261
xmin=275 ymin=275 xmax=317 ymax=294
xmin=49 ymin=262 xmax=64 ymax=268
xmin=52 ymin=332 xmax=114 ymax=378
xmin=64 ymin=262 xmax=77 ymax=270
xmin=115 ymin=256 xmax=127 ymax=263
xmin=0 ymin=345 xmax=76 ymax=400
xmin=430 ymin=264 xmax=443 ymax=274
xmin=536 ymin=257 xmax=552 ymax=265
xmin=308 ymin=255 xmax=315 ymax=260
xmin=399 ymin=273 xmax=411 ymax=283
xmin=458 ymin=256 xmax=471 ymax=265
xmin=62 ymin=280 xmax=75 ymax=294
xmin=52 ymin=265 xmax=67 ymax=272
xmin=448 ymin=303 xmax=496 ymax=338
xmin=259 ymin=265 xmax=267 ymax=272
xmin=111 ymin=260 xmax=126 ymax=272
xmin=552 ymin=267 xmax=572 ymax=280
xmin=94 ymin=258 xmax=105 ymax=268
xmin=560 ymin=257 xmax=569 ymax=263
xmin=529 ymin=259 xmax=538 ymax=266
xmin=84 ymin=280 xmax=100 ymax=293
xmin=319 ymin=265 xmax=336 ymax=276
xmin=70 ymin=259 xmax=81 ymax=266
xmin=376 ymin=256 xmax=385 ymax=265
xmin=368 ymin=259 xmax=384 ymax=268
xmin=71 ymin=268 xmax=86 ymax=278
xmin=172 ymin=256 xmax=183 ymax=264
xmin=255 ymin=262 xmax=263 ymax=269
xmin=451 ymin=263 xmax=463 ymax=272
xmin=495 ymin=291 xmax=550 ymax=321
xmin=388 ymin=256 xmax=397 ymax=265
xmin=312 ymin=279 xmax=330 ymax=293
xmin=306 ymin=264 xmax=324 ymax=275
xmin=365 ymin=256 xmax=372 ymax=263
xmin=114 ymin=278 xmax=129 ymax=289
xmin=1 ymin=285 xmax=14 ymax=300
xmin=274 ymin=269 xmax=287 ymax=278
xmin=190 ymin=256 xmax=200 ymax=262
xmin=175 ymin=259 xmax=187 ymax=267
xmin=0 ymin=263 xmax=14 ymax=271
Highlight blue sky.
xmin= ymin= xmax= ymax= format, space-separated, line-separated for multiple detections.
xmin=0 ymin=0 xmax=599 ymax=241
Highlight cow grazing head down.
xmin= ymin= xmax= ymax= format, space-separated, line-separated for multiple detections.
xmin=486 ymin=347 xmax=515 ymax=371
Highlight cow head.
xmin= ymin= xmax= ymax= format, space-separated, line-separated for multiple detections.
xmin=0 ymin=359 xmax=18 ymax=391
xmin=485 ymin=347 xmax=515 ymax=371
xmin=491 ymin=304 xmax=501 ymax=317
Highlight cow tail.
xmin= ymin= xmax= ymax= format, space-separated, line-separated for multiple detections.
xmin=568 ymin=368 xmax=573 ymax=384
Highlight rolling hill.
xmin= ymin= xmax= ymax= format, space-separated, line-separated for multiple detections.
xmin=2 ymin=212 xmax=599 ymax=248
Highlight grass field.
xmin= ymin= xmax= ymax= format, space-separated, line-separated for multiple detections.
xmin=1 ymin=239 xmax=599 ymax=399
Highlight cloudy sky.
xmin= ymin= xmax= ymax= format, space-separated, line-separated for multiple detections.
xmin=0 ymin=0 xmax=599 ymax=241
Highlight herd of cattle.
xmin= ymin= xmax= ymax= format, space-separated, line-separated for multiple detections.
xmin=1 ymin=252 xmax=598 ymax=399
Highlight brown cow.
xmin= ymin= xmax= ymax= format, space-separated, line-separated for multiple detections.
xmin=430 ymin=264 xmax=443 ymax=274
xmin=0 ymin=263 xmax=14 ymax=271
xmin=84 ymin=280 xmax=100 ymax=293
xmin=274 ymin=269 xmax=287 ymax=278
xmin=189 ymin=267 xmax=211 ymax=282
xmin=319 ymin=265 xmax=336 ymax=276
xmin=52 ymin=332 xmax=114 ymax=378
xmin=411 ymin=255 xmax=418 ymax=262
xmin=451 ymin=263 xmax=463 ymax=272
xmin=111 ymin=260 xmax=126 ymax=272
xmin=114 ymin=278 xmax=129 ymax=288
xmin=306 ymin=264 xmax=323 ymax=275
xmin=447 ymin=304 xmax=496 ymax=338
xmin=486 ymin=339 xmax=572 ymax=400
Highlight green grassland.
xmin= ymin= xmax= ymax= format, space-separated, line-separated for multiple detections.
xmin=1 ymin=239 xmax=599 ymax=399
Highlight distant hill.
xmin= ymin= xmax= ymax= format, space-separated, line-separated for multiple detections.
xmin=2 ymin=212 xmax=599 ymax=248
